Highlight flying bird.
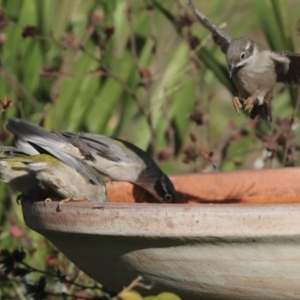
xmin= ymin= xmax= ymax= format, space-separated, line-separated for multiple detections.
xmin=187 ymin=0 xmax=300 ymax=122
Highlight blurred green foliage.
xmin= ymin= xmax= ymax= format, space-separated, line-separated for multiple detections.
xmin=0 ymin=0 xmax=300 ymax=298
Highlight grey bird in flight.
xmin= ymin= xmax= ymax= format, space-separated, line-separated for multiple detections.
xmin=187 ymin=0 xmax=300 ymax=122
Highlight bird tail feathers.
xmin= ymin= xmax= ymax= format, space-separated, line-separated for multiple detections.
xmin=250 ymin=103 xmax=272 ymax=122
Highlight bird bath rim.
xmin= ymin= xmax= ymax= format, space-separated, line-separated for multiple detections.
xmin=20 ymin=169 xmax=300 ymax=300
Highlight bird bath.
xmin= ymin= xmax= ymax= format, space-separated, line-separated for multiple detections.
xmin=22 ymin=168 xmax=300 ymax=300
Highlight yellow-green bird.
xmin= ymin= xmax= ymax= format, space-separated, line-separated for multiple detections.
xmin=0 ymin=145 xmax=109 ymax=211
xmin=0 ymin=147 xmax=47 ymax=201
xmin=7 ymin=118 xmax=176 ymax=203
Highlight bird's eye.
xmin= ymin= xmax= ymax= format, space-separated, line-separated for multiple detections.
xmin=89 ymin=179 xmax=96 ymax=185
xmin=164 ymin=193 xmax=173 ymax=203
xmin=240 ymin=51 xmax=245 ymax=60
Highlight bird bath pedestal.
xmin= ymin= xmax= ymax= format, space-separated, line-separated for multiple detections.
xmin=22 ymin=168 xmax=300 ymax=300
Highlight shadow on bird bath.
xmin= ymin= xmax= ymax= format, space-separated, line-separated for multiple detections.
xmin=22 ymin=168 xmax=300 ymax=300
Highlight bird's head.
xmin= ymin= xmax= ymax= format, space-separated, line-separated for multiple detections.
xmin=151 ymin=174 xmax=176 ymax=203
xmin=226 ymin=38 xmax=255 ymax=77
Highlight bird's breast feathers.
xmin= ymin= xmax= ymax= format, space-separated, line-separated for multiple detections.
xmin=234 ymin=51 xmax=277 ymax=96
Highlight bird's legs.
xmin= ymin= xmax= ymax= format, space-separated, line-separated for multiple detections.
xmin=57 ymin=196 xmax=86 ymax=211
xmin=244 ymin=96 xmax=257 ymax=111
xmin=44 ymin=196 xmax=86 ymax=212
xmin=232 ymin=96 xmax=243 ymax=114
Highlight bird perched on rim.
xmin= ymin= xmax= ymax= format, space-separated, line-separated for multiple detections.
xmin=6 ymin=118 xmax=176 ymax=203
xmin=0 ymin=146 xmax=46 ymax=203
xmin=61 ymin=132 xmax=177 ymax=203
xmin=186 ymin=0 xmax=300 ymax=122
xmin=3 ymin=126 xmax=109 ymax=211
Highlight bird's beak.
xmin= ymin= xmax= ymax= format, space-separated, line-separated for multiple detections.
xmin=229 ymin=65 xmax=236 ymax=78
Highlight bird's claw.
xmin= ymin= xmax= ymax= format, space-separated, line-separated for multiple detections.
xmin=244 ymin=96 xmax=256 ymax=111
xmin=44 ymin=195 xmax=86 ymax=212
xmin=44 ymin=198 xmax=52 ymax=206
xmin=57 ymin=196 xmax=86 ymax=212
xmin=232 ymin=97 xmax=243 ymax=114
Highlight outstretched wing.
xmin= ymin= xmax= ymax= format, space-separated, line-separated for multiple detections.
xmin=186 ymin=0 xmax=232 ymax=53
xmin=270 ymin=51 xmax=300 ymax=86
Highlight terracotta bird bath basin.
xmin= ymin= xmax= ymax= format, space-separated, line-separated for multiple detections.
xmin=22 ymin=168 xmax=300 ymax=300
